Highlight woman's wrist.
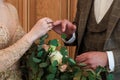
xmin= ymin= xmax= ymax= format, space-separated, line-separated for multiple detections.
xmin=23 ymin=33 xmax=35 ymax=44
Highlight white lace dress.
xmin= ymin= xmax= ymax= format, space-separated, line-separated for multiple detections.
xmin=0 ymin=23 xmax=31 ymax=80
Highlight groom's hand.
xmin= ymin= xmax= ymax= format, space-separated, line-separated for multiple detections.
xmin=53 ymin=19 xmax=76 ymax=39
xmin=76 ymin=51 xmax=108 ymax=70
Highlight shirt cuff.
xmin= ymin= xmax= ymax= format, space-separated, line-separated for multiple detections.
xmin=106 ymin=51 xmax=115 ymax=72
xmin=62 ymin=33 xmax=76 ymax=44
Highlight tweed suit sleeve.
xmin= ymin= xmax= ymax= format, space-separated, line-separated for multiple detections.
xmin=104 ymin=20 xmax=120 ymax=73
xmin=64 ymin=0 xmax=81 ymax=46
xmin=112 ymin=21 xmax=120 ymax=73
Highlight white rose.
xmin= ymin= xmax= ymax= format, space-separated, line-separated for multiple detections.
xmin=49 ymin=50 xmax=63 ymax=65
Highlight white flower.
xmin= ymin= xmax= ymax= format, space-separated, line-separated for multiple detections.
xmin=49 ymin=50 xmax=63 ymax=65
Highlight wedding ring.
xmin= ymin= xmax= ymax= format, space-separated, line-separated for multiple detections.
xmin=47 ymin=22 xmax=53 ymax=24
xmin=45 ymin=19 xmax=53 ymax=24
xmin=45 ymin=19 xmax=53 ymax=30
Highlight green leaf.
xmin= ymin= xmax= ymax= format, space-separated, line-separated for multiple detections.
xmin=37 ymin=69 xmax=44 ymax=80
xmin=60 ymin=46 xmax=68 ymax=56
xmin=73 ymin=66 xmax=81 ymax=73
xmin=87 ymin=71 xmax=96 ymax=80
xmin=95 ymin=66 xmax=106 ymax=73
xmin=48 ymin=39 xmax=59 ymax=47
xmin=33 ymin=57 xmax=41 ymax=63
xmin=86 ymin=69 xmax=96 ymax=76
xmin=61 ymin=33 xmax=67 ymax=39
xmin=46 ymin=74 xmax=55 ymax=80
xmin=37 ymin=51 xmax=43 ymax=57
xmin=52 ymin=60 xmax=58 ymax=67
xmin=39 ymin=62 xmax=48 ymax=68
xmin=78 ymin=63 xmax=87 ymax=67
xmin=68 ymin=58 xmax=76 ymax=66
xmin=60 ymin=74 xmax=69 ymax=80
xmin=37 ymin=45 xmax=43 ymax=51
xmin=107 ymin=73 xmax=114 ymax=80
xmin=81 ymin=76 xmax=87 ymax=80
xmin=27 ymin=52 xmax=39 ymax=74
xmin=62 ymin=56 xmax=68 ymax=64
xmin=48 ymin=65 xmax=57 ymax=74
xmin=40 ymin=34 xmax=48 ymax=41
xmin=39 ymin=34 xmax=48 ymax=45
xmin=73 ymin=71 xmax=82 ymax=80
xmin=96 ymin=75 xmax=102 ymax=80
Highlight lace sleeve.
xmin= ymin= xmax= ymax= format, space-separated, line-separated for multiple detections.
xmin=0 ymin=25 xmax=32 ymax=72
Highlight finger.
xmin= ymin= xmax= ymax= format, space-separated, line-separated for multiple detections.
xmin=61 ymin=21 xmax=67 ymax=32
xmin=76 ymin=54 xmax=87 ymax=62
xmin=83 ymin=64 xmax=97 ymax=70
xmin=76 ymin=57 xmax=86 ymax=63
xmin=45 ymin=19 xmax=53 ymax=24
xmin=72 ymin=25 xmax=77 ymax=31
xmin=48 ymin=23 xmax=53 ymax=30
xmin=53 ymin=20 xmax=62 ymax=26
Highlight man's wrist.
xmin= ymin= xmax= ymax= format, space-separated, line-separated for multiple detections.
xmin=106 ymin=51 xmax=115 ymax=72
xmin=65 ymin=34 xmax=73 ymax=41
xmin=63 ymin=33 xmax=76 ymax=44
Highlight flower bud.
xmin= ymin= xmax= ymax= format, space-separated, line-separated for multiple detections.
xmin=59 ymin=64 xmax=68 ymax=72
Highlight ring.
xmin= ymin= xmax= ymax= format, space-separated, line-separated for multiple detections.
xmin=47 ymin=22 xmax=53 ymax=24
xmin=45 ymin=20 xmax=53 ymax=24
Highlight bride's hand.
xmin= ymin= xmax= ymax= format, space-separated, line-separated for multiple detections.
xmin=26 ymin=17 xmax=53 ymax=43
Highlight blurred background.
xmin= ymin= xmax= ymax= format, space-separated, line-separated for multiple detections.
xmin=6 ymin=0 xmax=77 ymax=59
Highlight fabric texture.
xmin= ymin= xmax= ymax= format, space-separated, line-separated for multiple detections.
xmin=0 ymin=3 xmax=33 ymax=80
xmin=0 ymin=23 xmax=31 ymax=80
xmin=70 ymin=0 xmax=120 ymax=79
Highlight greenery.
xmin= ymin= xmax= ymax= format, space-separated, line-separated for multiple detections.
xmin=20 ymin=34 xmax=113 ymax=80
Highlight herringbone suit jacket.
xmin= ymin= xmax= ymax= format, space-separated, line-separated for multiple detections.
xmin=71 ymin=0 xmax=120 ymax=79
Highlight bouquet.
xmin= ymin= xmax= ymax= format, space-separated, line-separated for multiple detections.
xmin=21 ymin=34 xmax=113 ymax=80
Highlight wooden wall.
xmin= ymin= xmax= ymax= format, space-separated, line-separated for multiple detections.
xmin=6 ymin=0 xmax=77 ymax=58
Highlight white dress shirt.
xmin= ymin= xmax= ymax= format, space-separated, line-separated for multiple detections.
xmin=64 ymin=0 xmax=115 ymax=72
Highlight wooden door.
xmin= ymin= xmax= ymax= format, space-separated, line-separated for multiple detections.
xmin=6 ymin=0 xmax=77 ymax=58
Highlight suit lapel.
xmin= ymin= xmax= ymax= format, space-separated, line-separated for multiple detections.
xmin=77 ymin=0 xmax=93 ymax=51
xmin=106 ymin=0 xmax=120 ymax=40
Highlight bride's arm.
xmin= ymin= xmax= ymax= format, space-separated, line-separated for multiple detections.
xmin=0 ymin=3 xmax=53 ymax=72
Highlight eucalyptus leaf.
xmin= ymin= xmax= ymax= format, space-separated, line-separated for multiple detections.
xmin=88 ymin=71 xmax=96 ymax=80
xmin=73 ymin=71 xmax=82 ymax=80
xmin=61 ymin=33 xmax=67 ymax=39
xmin=27 ymin=52 xmax=39 ymax=74
xmin=39 ymin=62 xmax=48 ymax=68
xmin=68 ymin=58 xmax=76 ymax=66
xmin=60 ymin=46 xmax=68 ymax=56
xmin=107 ymin=73 xmax=114 ymax=80
xmin=78 ymin=63 xmax=87 ymax=67
xmin=37 ymin=69 xmax=44 ymax=80
xmin=52 ymin=60 xmax=58 ymax=67
xmin=81 ymin=76 xmax=87 ymax=80
xmin=48 ymin=39 xmax=59 ymax=47
xmin=60 ymin=74 xmax=69 ymax=80
xmin=62 ymin=56 xmax=68 ymax=64
xmin=33 ymin=57 xmax=41 ymax=63
xmin=37 ymin=45 xmax=43 ymax=51
xmin=48 ymin=65 xmax=57 ymax=74
xmin=37 ymin=51 xmax=43 ymax=57
xmin=40 ymin=34 xmax=48 ymax=41
xmin=46 ymin=74 xmax=55 ymax=80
